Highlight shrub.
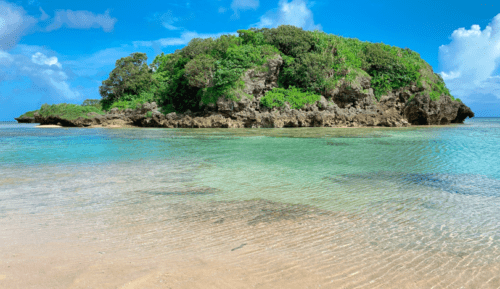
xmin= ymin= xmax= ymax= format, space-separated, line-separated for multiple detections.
xmin=180 ymin=37 xmax=215 ymax=59
xmin=38 ymin=103 xmax=104 ymax=120
xmin=19 ymin=110 xmax=39 ymax=118
xmin=361 ymin=43 xmax=422 ymax=99
xmin=237 ymin=29 xmax=266 ymax=46
xmin=82 ymin=99 xmax=102 ymax=110
xmin=185 ymin=54 xmax=216 ymax=88
xmin=260 ymin=86 xmax=321 ymax=109
xmin=262 ymin=25 xmax=315 ymax=57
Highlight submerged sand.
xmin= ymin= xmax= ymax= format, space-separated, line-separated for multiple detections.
xmin=0 ymin=198 xmax=499 ymax=289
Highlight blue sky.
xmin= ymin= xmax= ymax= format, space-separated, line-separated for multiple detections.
xmin=1 ymin=0 xmax=499 ymax=120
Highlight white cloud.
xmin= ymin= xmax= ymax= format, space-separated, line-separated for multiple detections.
xmin=253 ymin=0 xmax=321 ymax=30
xmin=0 ymin=0 xmax=38 ymax=50
xmin=133 ymin=31 xmax=236 ymax=48
xmin=39 ymin=7 xmax=49 ymax=21
xmin=231 ymin=0 xmax=259 ymax=18
xmin=31 ymin=52 xmax=62 ymax=68
xmin=440 ymin=70 xmax=461 ymax=80
xmin=43 ymin=69 xmax=80 ymax=99
xmin=218 ymin=7 xmax=227 ymax=14
xmin=438 ymin=13 xmax=500 ymax=101
xmin=45 ymin=9 xmax=117 ymax=32
xmin=0 ymin=46 xmax=80 ymax=100
xmin=150 ymin=11 xmax=181 ymax=31
xmin=0 ymin=1 xmax=118 ymax=50
xmin=0 ymin=50 xmax=13 ymax=65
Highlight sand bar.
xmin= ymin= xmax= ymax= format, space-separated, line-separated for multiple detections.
xmin=35 ymin=124 xmax=63 ymax=128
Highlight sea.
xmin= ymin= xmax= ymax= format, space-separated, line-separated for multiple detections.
xmin=1 ymin=118 xmax=499 ymax=288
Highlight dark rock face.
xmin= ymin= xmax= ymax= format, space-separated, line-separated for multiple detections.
xmin=26 ymin=56 xmax=474 ymax=128
xmin=14 ymin=116 xmax=36 ymax=123
xmin=403 ymin=93 xmax=475 ymax=125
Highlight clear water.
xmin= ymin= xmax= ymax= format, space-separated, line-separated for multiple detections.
xmin=1 ymin=119 xmax=500 ymax=287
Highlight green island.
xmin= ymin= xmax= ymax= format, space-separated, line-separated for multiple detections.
xmin=16 ymin=25 xmax=474 ymax=128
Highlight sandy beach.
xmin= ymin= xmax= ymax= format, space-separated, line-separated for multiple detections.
xmin=1 ymin=198 xmax=499 ymax=289
xmin=35 ymin=125 xmax=64 ymax=128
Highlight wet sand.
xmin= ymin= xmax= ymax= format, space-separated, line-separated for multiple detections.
xmin=35 ymin=125 xmax=64 ymax=128
xmin=1 ymin=199 xmax=499 ymax=289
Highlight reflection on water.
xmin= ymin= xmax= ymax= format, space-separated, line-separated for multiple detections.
xmin=1 ymin=119 xmax=500 ymax=288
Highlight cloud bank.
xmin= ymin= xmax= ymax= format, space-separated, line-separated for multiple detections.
xmin=0 ymin=1 xmax=38 ymax=50
xmin=45 ymin=9 xmax=117 ymax=32
xmin=0 ymin=1 xmax=117 ymax=50
xmin=438 ymin=13 xmax=500 ymax=105
xmin=0 ymin=47 xmax=80 ymax=100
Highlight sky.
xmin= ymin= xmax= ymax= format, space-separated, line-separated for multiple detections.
xmin=0 ymin=0 xmax=499 ymax=121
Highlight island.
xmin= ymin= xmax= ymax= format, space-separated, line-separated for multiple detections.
xmin=15 ymin=25 xmax=474 ymax=128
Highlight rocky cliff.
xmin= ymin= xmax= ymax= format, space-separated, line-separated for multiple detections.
xmin=14 ymin=116 xmax=36 ymax=123
xmin=30 ymin=55 xmax=473 ymax=128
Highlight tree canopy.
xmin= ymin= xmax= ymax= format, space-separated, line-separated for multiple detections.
xmin=98 ymin=25 xmax=456 ymax=114
xmin=99 ymin=52 xmax=154 ymax=110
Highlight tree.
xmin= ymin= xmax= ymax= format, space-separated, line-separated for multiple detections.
xmin=184 ymin=54 xmax=216 ymax=88
xmin=262 ymin=25 xmax=315 ymax=58
xmin=99 ymin=53 xmax=153 ymax=109
xmin=82 ymin=99 xmax=101 ymax=107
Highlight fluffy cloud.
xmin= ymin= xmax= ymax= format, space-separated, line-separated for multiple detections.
xmin=0 ymin=1 xmax=117 ymax=50
xmin=0 ymin=0 xmax=38 ymax=50
xmin=0 ymin=46 xmax=80 ymax=100
xmin=31 ymin=52 xmax=62 ymax=68
xmin=253 ymin=0 xmax=321 ymax=30
xmin=438 ymin=14 xmax=500 ymax=102
xmin=45 ymin=9 xmax=117 ymax=32
xmin=231 ymin=0 xmax=259 ymax=18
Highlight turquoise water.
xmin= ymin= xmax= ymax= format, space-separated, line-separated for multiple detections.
xmin=2 ymin=119 xmax=500 ymax=219
xmin=1 ymin=119 xmax=500 ymax=286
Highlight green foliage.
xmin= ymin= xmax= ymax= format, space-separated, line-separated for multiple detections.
xmin=429 ymin=75 xmax=452 ymax=101
xmin=82 ymin=99 xmax=102 ymax=110
xmin=261 ymin=25 xmax=314 ymax=57
xmin=107 ymin=87 xmax=157 ymax=111
xmin=100 ymin=25 xmax=458 ymax=115
xmin=260 ymin=86 xmax=321 ymax=109
xmin=237 ymin=29 xmax=266 ymax=46
xmin=185 ymin=54 xmax=216 ymax=88
xmin=82 ymin=99 xmax=100 ymax=106
xmin=38 ymin=103 xmax=104 ymax=120
xmin=145 ymin=111 xmax=153 ymax=118
xmin=160 ymin=56 xmax=200 ymax=112
xmin=279 ymin=52 xmax=335 ymax=93
xmin=196 ymin=44 xmax=279 ymax=105
xmin=99 ymin=53 xmax=154 ymax=110
xmin=180 ymin=38 xmax=215 ymax=59
xmin=361 ymin=43 xmax=422 ymax=100
xmin=19 ymin=110 xmax=38 ymax=118
xmin=209 ymin=34 xmax=243 ymax=59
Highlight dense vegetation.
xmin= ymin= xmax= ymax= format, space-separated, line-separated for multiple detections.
xmin=18 ymin=100 xmax=105 ymax=120
xmin=19 ymin=25 xmax=458 ymax=121
xmin=96 ymin=25 xmax=457 ymax=114
xmin=18 ymin=110 xmax=39 ymax=118
xmin=37 ymin=103 xmax=105 ymax=120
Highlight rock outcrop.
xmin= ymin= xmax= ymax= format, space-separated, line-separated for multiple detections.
xmin=14 ymin=116 xmax=36 ymax=123
xmin=27 ymin=56 xmax=474 ymax=128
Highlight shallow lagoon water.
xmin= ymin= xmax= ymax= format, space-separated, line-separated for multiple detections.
xmin=1 ymin=119 xmax=500 ymax=288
